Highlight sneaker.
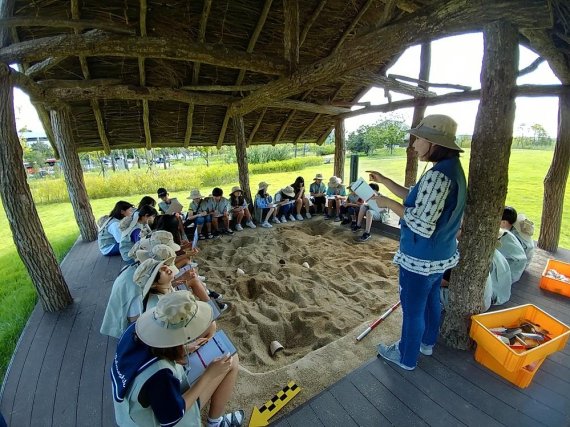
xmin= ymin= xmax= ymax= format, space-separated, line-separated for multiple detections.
xmin=206 ymin=233 xmax=214 ymax=239
xmin=199 ymin=234 xmax=206 ymax=240
xmin=235 ymin=224 xmax=244 ymax=231
xmin=341 ymin=218 xmax=351 ymax=225
xmin=261 ymin=221 xmax=272 ymax=228
xmin=212 ymin=230 xmax=220 ymax=237
xmin=208 ymin=290 xmax=223 ymax=300
xmin=217 ymin=302 xmax=229 ymax=313
xmin=280 ymin=215 xmax=287 ymax=223
xmin=359 ymin=232 xmax=371 ymax=242
xmin=295 ymin=214 xmax=304 ymax=221
xmin=288 ymin=214 xmax=296 ymax=222
xmin=272 ymin=217 xmax=281 ymax=224
xmin=245 ymin=220 xmax=256 ymax=229
xmin=351 ymin=224 xmax=362 ymax=233
xmin=226 ymin=228 xmax=234 ymax=235
xmin=420 ymin=343 xmax=433 ymax=356
xmin=323 ymin=214 xmax=331 ymax=220
xmin=305 ymin=212 xmax=312 ymax=219
xmin=217 ymin=409 xmax=244 ymax=427
xmin=334 ymin=216 xmax=341 ymax=222
xmin=377 ymin=342 xmax=415 ymax=371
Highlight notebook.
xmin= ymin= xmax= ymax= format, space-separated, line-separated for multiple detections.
xmin=185 ymin=330 xmax=237 ymax=384
xmin=165 ymin=199 xmax=184 ymax=214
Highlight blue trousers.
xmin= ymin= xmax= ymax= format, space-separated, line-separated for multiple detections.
xmin=195 ymin=215 xmax=212 ymax=225
xmin=279 ymin=204 xmax=293 ymax=217
xmin=103 ymin=242 xmax=120 ymax=256
xmin=398 ymin=267 xmax=443 ymax=367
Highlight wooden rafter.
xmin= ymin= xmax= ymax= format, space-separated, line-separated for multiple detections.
xmin=246 ymin=107 xmax=267 ymax=147
xmin=316 ymin=125 xmax=334 ymax=145
xmin=0 ymin=32 xmax=287 ymax=76
xmin=388 ymin=73 xmax=471 ymax=91
xmin=294 ymin=113 xmax=321 ymax=144
xmin=25 ymin=57 xmax=64 ymax=78
xmin=216 ymin=0 xmax=273 ymax=149
xmin=183 ymin=104 xmax=194 ymax=148
xmin=0 ymin=17 xmax=135 ymax=34
xmin=283 ymin=0 xmax=300 ymax=72
xmin=332 ymin=0 xmax=375 ymax=55
xmin=71 ymin=0 xmax=110 ymax=154
xmin=300 ymin=0 xmax=327 ymax=47
xmin=342 ymin=70 xmax=436 ymax=97
xmin=180 ymin=83 xmax=265 ymax=92
xmin=229 ymin=0 xmax=552 ymax=117
xmin=139 ymin=0 xmax=151 ymax=151
xmin=272 ymin=89 xmax=312 ymax=145
xmin=518 ymin=57 xmax=546 ymax=77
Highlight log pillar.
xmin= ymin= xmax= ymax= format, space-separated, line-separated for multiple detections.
xmin=441 ymin=21 xmax=518 ymax=349
xmin=334 ymin=117 xmax=345 ymax=182
xmin=538 ymin=87 xmax=570 ymax=251
xmin=233 ymin=116 xmax=252 ymax=203
xmin=50 ymin=107 xmax=98 ymax=242
xmin=0 ymin=64 xmax=72 ymax=311
xmin=405 ymin=42 xmax=431 ymax=187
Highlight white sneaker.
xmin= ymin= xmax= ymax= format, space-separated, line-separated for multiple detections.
xmin=288 ymin=214 xmax=296 ymax=222
xmin=280 ymin=215 xmax=287 ymax=223
xmin=235 ymin=224 xmax=244 ymax=231
xmin=245 ymin=220 xmax=256 ymax=229
xmin=306 ymin=212 xmax=312 ymax=219
xmin=261 ymin=221 xmax=273 ymax=228
xmin=295 ymin=214 xmax=304 ymax=221
xmin=272 ymin=217 xmax=281 ymax=224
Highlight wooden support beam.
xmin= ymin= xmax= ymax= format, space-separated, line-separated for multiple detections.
xmin=388 ymin=73 xmax=471 ymax=91
xmin=332 ymin=0 xmax=375 ymax=55
xmin=0 ymin=32 xmax=287 ymax=76
xmin=233 ymin=116 xmax=252 ymax=203
xmin=269 ymin=99 xmax=350 ymax=115
xmin=142 ymin=100 xmax=152 ymax=150
xmin=283 ymin=0 xmax=300 ymax=72
xmin=180 ymin=83 xmax=265 ymax=92
xmin=139 ymin=0 xmax=150 ymax=149
xmin=316 ymin=125 xmax=333 ymax=146
xmin=8 ymin=68 xmax=65 ymax=108
xmin=192 ymin=0 xmax=212 ymax=84
xmin=340 ymin=84 xmax=567 ymax=118
xmin=273 ymin=111 xmax=297 ymax=146
xmin=0 ymin=64 xmax=72 ymax=312
xmin=37 ymin=78 xmax=122 ymax=88
xmin=183 ymin=104 xmax=194 ymax=148
xmin=25 ymin=56 xmax=64 ymax=78
xmin=247 ymin=107 xmax=267 ymax=147
xmin=0 ymin=17 xmax=135 ymax=34
xmin=216 ymin=114 xmax=230 ymax=149
xmin=229 ymin=0 xmax=552 ymax=117
xmin=518 ymin=57 xmax=545 ymax=77
xmin=333 ymin=118 xmax=345 ymax=181
xmin=300 ymin=0 xmax=326 ymax=47
xmin=50 ymin=107 xmax=98 ymax=242
xmin=342 ymin=70 xmax=436 ymax=97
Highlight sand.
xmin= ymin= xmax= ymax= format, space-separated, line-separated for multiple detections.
xmin=196 ymin=217 xmax=401 ymax=422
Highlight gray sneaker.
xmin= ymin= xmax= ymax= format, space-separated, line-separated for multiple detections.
xmin=377 ymin=342 xmax=415 ymax=371
xmin=420 ymin=343 xmax=433 ymax=356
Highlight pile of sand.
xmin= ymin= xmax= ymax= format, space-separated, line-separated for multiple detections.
xmin=197 ymin=217 xmax=401 ymax=420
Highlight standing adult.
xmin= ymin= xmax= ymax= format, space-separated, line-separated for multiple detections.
xmin=369 ymin=115 xmax=466 ymax=370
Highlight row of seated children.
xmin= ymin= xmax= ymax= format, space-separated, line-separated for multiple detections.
xmin=440 ymin=207 xmax=535 ymax=311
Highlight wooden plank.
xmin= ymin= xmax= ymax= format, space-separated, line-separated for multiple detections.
xmin=364 ymin=359 xmax=464 ymax=427
xmin=102 ymin=336 xmax=118 ymax=426
xmin=281 ymin=403 xmax=324 ymax=426
xmin=309 ymin=390 xmax=359 ymax=426
xmin=530 ymin=360 xmax=570 ymax=396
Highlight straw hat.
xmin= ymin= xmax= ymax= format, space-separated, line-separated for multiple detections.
xmin=408 ymin=114 xmax=463 ymax=152
xmin=328 ymin=176 xmax=342 ymax=188
xmin=258 ymin=181 xmax=269 ymax=190
xmin=282 ymin=186 xmax=295 ymax=197
xmin=136 ymin=290 xmax=214 ymax=348
xmin=149 ymin=230 xmax=181 ymax=252
xmin=136 ymin=244 xmax=180 ymax=276
xmin=231 ymin=186 xmax=242 ymax=195
xmin=187 ymin=189 xmax=203 ymax=200
xmin=133 ymin=257 xmax=176 ymax=299
xmin=313 ymin=173 xmax=324 ymax=181
xmin=513 ymin=214 xmax=535 ymax=237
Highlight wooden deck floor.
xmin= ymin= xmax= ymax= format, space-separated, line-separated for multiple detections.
xmin=1 ymin=234 xmax=569 ymax=426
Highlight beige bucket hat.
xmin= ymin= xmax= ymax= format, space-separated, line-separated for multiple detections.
xmin=231 ymin=186 xmax=242 ymax=195
xmin=313 ymin=173 xmax=324 ymax=181
xmin=119 ymin=211 xmax=140 ymax=238
xmin=127 ymin=236 xmax=152 ymax=260
xmin=136 ymin=244 xmax=180 ymax=276
xmin=149 ymin=230 xmax=181 ymax=252
xmin=282 ymin=186 xmax=295 ymax=197
xmin=408 ymin=114 xmax=463 ymax=152
xmin=136 ymin=290 xmax=214 ymax=348
xmin=328 ymin=176 xmax=342 ymax=188
xmin=133 ymin=257 xmax=176 ymax=299
xmin=187 ymin=189 xmax=203 ymax=200
xmin=258 ymin=181 xmax=269 ymax=190
xmin=513 ymin=214 xmax=535 ymax=237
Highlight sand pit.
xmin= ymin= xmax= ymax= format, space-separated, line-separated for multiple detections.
xmin=197 ymin=217 xmax=401 ymax=420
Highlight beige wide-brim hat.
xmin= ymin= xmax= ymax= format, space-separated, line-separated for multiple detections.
xmin=134 ymin=257 xmax=176 ymax=299
xmin=127 ymin=236 xmax=152 ymax=260
xmin=187 ymin=189 xmax=203 ymax=200
xmin=313 ymin=173 xmax=324 ymax=181
xmin=231 ymin=186 xmax=242 ymax=195
xmin=513 ymin=214 xmax=535 ymax=237
xmin=258 ymin=181 xmax=269 ymax=190
xmin=136 ymin=244 xmax=180 ymax=276
xmin=282 ymin=186 xmax=295 ymax=197
xmin=136 ymin=290 xmax=214 ymax=348
xmin=408 ymin=114 xmax=463 ymax=152
xmin=119 ymin=211 xmax=140 ymax=238
xmin=328 ymin=176 xmax=342 ymax=188
xmin=149 ymin=230 xmax=181 ymax=252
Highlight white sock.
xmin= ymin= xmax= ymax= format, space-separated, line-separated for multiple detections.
xmin=206 ymin=416 xmax=222 ymax=427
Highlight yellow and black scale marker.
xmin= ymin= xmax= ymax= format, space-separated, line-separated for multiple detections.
xmin=249 ymin=381 xmax=301 ymax=427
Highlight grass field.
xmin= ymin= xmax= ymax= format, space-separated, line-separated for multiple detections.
xmin=0 ymin=149 xmax=567 ymax=381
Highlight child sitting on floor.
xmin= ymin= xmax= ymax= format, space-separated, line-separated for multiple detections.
xmin=229 ymin=186 xmax=256 ymax=231
xmin=274 ymin=186 xmax=297 ymax=223
xmin=119 ymin=205 xmax=158 ymax=263
xmin=98 ymin=201 xmax=134 ymax=256
xmin=325 ymin=176 xmax=346 ymax=221
xmin=340 ymin=185 xmax=363 ymax=226
xmin=501 ymin=206 xmax=535 ymax=267
xmin=353 ymin=183 xmax=390 ymax=242
xmin=206 ymin=187 xmax=233 ymax=236
xmin=186 ymin=188 xmax=213 ymax=239
xmin=254 ymin=182 xmax=277 ymax=228
xmin=498 ymin=227 xmax=527 ymax=284
xmin=309 ymin=173 xmax=327 ymax=215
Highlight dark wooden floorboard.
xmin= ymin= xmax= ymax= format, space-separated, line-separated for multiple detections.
xmin=1 ymin=235 xmax=570 ymax=427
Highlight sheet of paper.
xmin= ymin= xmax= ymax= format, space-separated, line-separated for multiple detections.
xmin=185 ymin=330 xmax=237 ymax=384
xmin=350 ymin=178 xmax=377 ymax=202
xmin=165 ymin=199 xmax=184 ymax=214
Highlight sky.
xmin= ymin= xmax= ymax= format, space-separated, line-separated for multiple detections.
xmin=13 ymin=33 xmax=562 ymax=139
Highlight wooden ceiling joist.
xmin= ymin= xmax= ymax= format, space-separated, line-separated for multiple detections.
xmin=0 ymin=32 xmax=287 ymax=76
xmin=300 ymin=0 xmax=327 ymax=47
xmin=25 ymin=57 xmax=64 ymax=78
xmin=183 ymin=104 xmax=194 ymax=149
xmin=268 ymin=99 xmax=350 ymax=115
xmin=0 ymin=17 xmax=135 ymax=35
xmin=343 ymin=70 xmax=436 ymax=97
xmin=139 ymin=0 xmax=152 ymax=151
xmin=316 ymin=125 xmax=334 ymax=145
xmin=180 ymin=84 xmax=265 ymax=92
xmin=228 ymin=0 xmax=552 ymax=117
xmin=388 ymin=73 xmax=471 ymax=91
xmin=273 ymin=89 xmax=312 ymax=146
xmin=283 ymin=0 xmax=300 ymax=72
xmin=246 ymin=107 xmax=267 ymax=147
xmin=332 ymin=0 xmax=375 ymax=55
xmin=216 ymin=0 xmax=273 ymax=149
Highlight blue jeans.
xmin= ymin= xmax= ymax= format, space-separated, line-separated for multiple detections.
xmin=279 ymin=204 xmax=293 ymax=217
xmin=398 ymin=267 xmax=443 ymax=367
xmin=195 ymin=215 xmax=212 ymax=225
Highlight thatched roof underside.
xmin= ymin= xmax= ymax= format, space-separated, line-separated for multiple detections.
xmin=2 ymin=0 xmax=569 ymax=152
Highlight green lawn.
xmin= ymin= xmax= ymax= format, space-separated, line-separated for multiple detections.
xmin=0 ymin=148 xmax=567 ymax=381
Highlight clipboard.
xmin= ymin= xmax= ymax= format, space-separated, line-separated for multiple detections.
xmin=165 ymin=198 xmax=184 ymax=214
xmin=185 ymin=330 xmax=237 ymax=384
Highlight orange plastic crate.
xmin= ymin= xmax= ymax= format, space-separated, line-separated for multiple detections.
xmin=474 ymin=346 xmax=545 ymax=388
xmin=540 ymin=259 xmax=570 ymax=298
xmin=470 ymin=304 xmax=570 ymax=372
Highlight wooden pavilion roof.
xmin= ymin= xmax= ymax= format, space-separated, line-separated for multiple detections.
xmin=0 ymin=0 xmax=568 ymax=153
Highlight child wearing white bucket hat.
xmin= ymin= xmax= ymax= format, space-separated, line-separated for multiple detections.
xmin=229 ymin=186 xmax=256 ymax=231
xmin=187 ymin=188 xmax=213 ymax=239
xmin=112 ymin=291 xmax=243 ymax=427
xmin=274 ymin=185 xmax=297 ymax=223
xmin=325 ymin=176 xmax=346 ymax=221
xmin=254 ymin=182 xmax=277 ymax=228
xmin=309 ymin=173 xmax=327 ymax=215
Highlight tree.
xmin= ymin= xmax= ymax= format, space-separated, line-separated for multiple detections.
xmin=195 ymin=146 xmax=211 ymax=167
xmin=347 ymin=116 xmax=407 ymax=156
